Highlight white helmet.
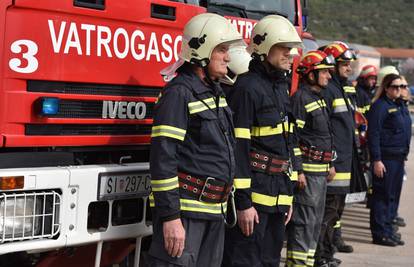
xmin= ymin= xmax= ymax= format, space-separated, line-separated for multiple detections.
xmin=161 ymin=13 xmax=243 ymax=80
xmin=377 ymin=65 xmax=399 ymax=87
xmin=220 ymin=45 xmax=252 ymax=85
xmin=248 ymin=15 xmax=303 ymax=60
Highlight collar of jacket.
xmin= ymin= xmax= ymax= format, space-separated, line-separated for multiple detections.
xmin=178 ymin=64 xmax=224 ymax=96
xmin=300 ymin=82 xmax=323 ymax=97
xmin=249 ymin=58 xmax=288 ymax=82
xmin=383 ymin=95 xmax=403 ymax=106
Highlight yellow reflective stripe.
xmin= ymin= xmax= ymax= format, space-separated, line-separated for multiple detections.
xmin=308 ymin=249 xmax=316 ymax=256
xmin=334 ymin=220 xmax=341 ymax=228
xmin=332 ymin=98 xmax=346 ymax=108
xmin=234 ymin=178 xmax=251 ymax=189
xmin=180 ymin=199 xmax=225 ymax=214
xmin=388 ymin=108 xmax=398 ymax=113
xmin=251 ymin=124 xmax=283 ymax=136
xmin=355 ymin=129 xmax=359 ymax=135
xmin=293 ymin=148 xmax=302 ymax=156
xmin=364 ymin=104 xmax=371 ymax=112
xmin=289 ymin=171 xmax=298 ymax=181
xmin=287 ymin=251 xmax=308 ymax=261
xmin=251 ymin=192 xmax=293 ymax=206
xmin=149 ymin=193 xmax=155 ymax=207
xmin=283 ymin=121 xmax=294 ymax=133
xmin=302 ymin=163 xmax=329 ymax=172
xmin=235 ymin=128 xmax=251 ymax=139
xmin=151 ymin=125 xmax=186 ymax=141
xmin=344 ymin=86 xmax=356 ymax=94
xmin=334 ymin=172 xmax=351 ymax=180
xmin=305 ymin=100 xmax=326 ymax=113
xmin=188 ymin=97 xmax=227 ymax=114
xmin=289 ymin=122 xmax=295 ymax=133
xmin=296 ymin=119 xmax=305 ymax=128
xmin=151 ymin=176 xmax=179 ymax=191
xmin=306 ymin=258 xmax=315 ymax=266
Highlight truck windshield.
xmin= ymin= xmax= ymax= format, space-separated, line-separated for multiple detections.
xmin=206 ymin=0 xmax=296 ymax=22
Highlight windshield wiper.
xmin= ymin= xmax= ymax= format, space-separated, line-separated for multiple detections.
xmin=208 ymin=1 xmax=248 ymax=18
xmin=245 ymin=8 xmax=287 ymax=18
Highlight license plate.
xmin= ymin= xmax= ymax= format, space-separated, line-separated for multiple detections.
xmin=98 ymin=172 xmax=151 ymax=200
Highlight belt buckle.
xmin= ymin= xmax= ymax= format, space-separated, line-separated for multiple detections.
xmin=199 ymin=177 xmax=216 ymax=202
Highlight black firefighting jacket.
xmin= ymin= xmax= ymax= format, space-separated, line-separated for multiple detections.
xmin=291 ymin=84 xmax=333 ymax=176
xmin=355 ymin=83 xmax=372 ymax=115
xmin=322 ymin=73 xmax=355 ymax=194
xmin=150 ymin=65 xmax=235 ymax=221
xmin=227 ymin=59 xmax=302 ymax=214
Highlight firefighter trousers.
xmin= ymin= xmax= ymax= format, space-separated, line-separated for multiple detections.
xmin=315 ymin=193 xmax=346 ymax=262
xmin=146 ymin=217 xmax=224 ymax=267
xmin=222 ymin=211 xmax=285 ymax=267
xmin=287 ymin=174 xmax=327 ymax=267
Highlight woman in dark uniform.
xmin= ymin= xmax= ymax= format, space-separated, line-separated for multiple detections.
xmin=368 ymin=73 xmax=412 ymax=246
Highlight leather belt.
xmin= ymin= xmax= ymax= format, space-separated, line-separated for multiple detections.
xmin=177 ymin=172 xmax=232 ymax=204
xmin=249 ymin=151 xmax=290 ymax=175
xmin=299 ymin=144 xmax=333 ymax=163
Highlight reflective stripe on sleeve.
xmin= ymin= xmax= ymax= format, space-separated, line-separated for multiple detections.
xmin=251 ymin=192 xmax=293 ymax=206
xmin=332 ymin=98 xmax=348 ymax=113
xmin=296 ymin=119 xmax=306 ymax=128
xmin=151 ymin=176 xmax=179 ymax=192
xmin=287 ymin=250 xmax=308 ymax=261
xmin=188 ymin=97 xmax=227 ymax=114
xmin=151 ymin=125 xmax=186 ymax=141
xmin=302 ymin=163 xmax=329 ymax=172
xmin=234 ymin=178 xmax=251 ymax=189
xmin=234 ymin=128 xmax=251 ymax=139
xmin=251 ymin=123 xmax=283 ymax=136
xmin=149 ymin=193 xmax=155 ymax=207
xmin=388 ymin=108 xmax=398 ymax=113
xmin=334 ymin=172 xmax=351 ymax=180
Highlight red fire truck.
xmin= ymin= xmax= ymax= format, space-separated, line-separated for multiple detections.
xmin=0 ymin=0 xmax=306 ymax=266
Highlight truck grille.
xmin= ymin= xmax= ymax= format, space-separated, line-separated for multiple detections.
xmin=0 ymin=191 xmax=61 ymax=243
xmin=25 ymin=124 xmax=152 ymax=136
xmin=27 ymin=80 xmax=161 ymax=97
xmin=45 ymin=100 xmax=155 ymax=119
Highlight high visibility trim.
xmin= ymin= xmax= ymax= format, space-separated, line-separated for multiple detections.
xmin=286 ymin=261 xmax=307 ymax=267
xmin=308 ymin=249 xmax=316 ymax=255
xmin=251 ymin=124 xmax=283 ymax=136
xmin=287 ymin=251 xmax=308 ymax=261
xmin=289 ymin=171 xmax=298 ymax=181
xmin=334 ymin=172 xmax=351 ymax=180
xmin=388 ymin=108 xmax=398 ymax=113
xmin=355 ymin=129 xmax=359 ymax=135
xmin=327 ymin=179 xmax=350 ymax=187
xmin=305 ymin=100 xmax=326 ymax=113
xmin=151 ymin=176 xmax=179 ymax=191
xmin=296 ymin=119 xmax=306 ymax=128
xmin=306 ymin=259 xmax=315 ymax=267
xmin=332 ymin=98 xmax=348 ymax=113
xmin=235 ymin=128 xmax=251 ymax=139
xmin=188 ymin=97 xmax=227 ymax=114
xmin=334 ymin=220 xmax=341 ymax=228
xmin=344 ymin=86 xmax=356 ymax=94
xmin=294 ymin=147 xmax=302 ymax=156
xmin=234 ymin=178 xmax=251 ymax=189
xmin=180 ymin=199 xmax=225 ymax=214
xmin=251 ymin=192 xmax=293 ymax=206
xmin=302 ymin=163 xmax=329 ymax=172
xmin=151 ymin=125 xmax=187 ymax=141
xmin=149 ymin=193 xmax=155 ymax=207
xmin=364 ymin=104 xmax=371 ymax=112
xmin=289 ymin=122 xmax=295 ymax=133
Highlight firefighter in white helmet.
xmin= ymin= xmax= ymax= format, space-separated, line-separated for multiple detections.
xmin=223 ymin=15 xmax=303 ymax=266
xmin=148 ymin=13 xmax=243 ymax=266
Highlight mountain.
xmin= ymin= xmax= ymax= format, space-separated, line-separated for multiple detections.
xmin=307 ymin=0 xmax=414 ymax=48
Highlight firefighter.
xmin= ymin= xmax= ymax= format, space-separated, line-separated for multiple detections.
xmin=356 ymin=65 xmax=377 ymax=108
xmin=147 ymin=13 xmax=243 ymax=266
xmin=222 ymin=15 xmax=303 ymax=266
xmin=314 ymin=42 xmax=357 ymax=267
xmin=286 ymin=50 xmax=336 ymax=267
xmin=368 ymin=74 xmax=411 ymax=246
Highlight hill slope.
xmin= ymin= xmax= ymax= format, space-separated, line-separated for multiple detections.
xmin=308 ymin=0 xmax=414 ymax=48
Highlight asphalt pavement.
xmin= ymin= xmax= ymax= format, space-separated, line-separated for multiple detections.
xmin=282 ymin=143 xmax=414 ymax=267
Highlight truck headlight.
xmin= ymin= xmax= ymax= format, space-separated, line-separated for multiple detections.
xmin=0 ymin=195 xmax=42 ymax=239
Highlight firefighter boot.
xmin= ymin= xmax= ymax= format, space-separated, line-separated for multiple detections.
xmin=333 ymin=228 xmax=353 ymax=253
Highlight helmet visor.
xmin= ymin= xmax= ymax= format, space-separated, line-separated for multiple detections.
xmin=339 ymin=49 xmax=357 ymax=61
